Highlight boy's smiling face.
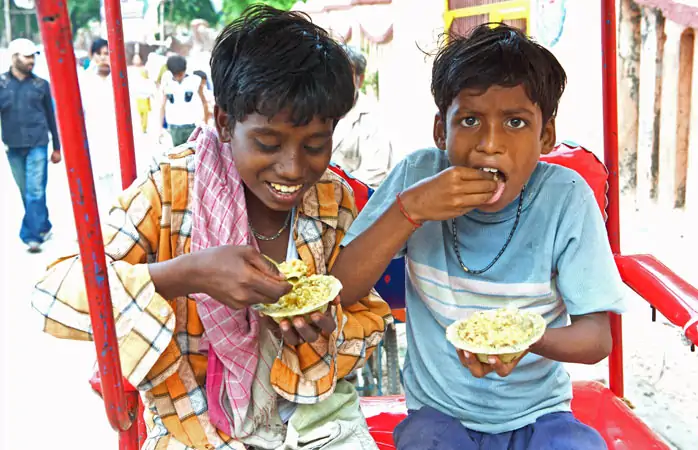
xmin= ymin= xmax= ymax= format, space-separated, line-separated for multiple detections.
xmin=216 ymin=106 xmax=334 ymax=212
xmin=434 ymin=84 xmax=556 ymax=212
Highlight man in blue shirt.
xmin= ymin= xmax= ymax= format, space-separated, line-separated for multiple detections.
xmin=0 ymin=39 xmax=61 ymax=253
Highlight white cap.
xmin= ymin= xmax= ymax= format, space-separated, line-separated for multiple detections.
xmin=9 ymin=38 xmax=40 ymax=57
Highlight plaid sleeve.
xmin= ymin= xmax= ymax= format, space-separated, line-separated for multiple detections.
xmin=270 ymin=177 xmax=392 ymax=403
xmin=31 ymin=164 xmax=177 ymax=388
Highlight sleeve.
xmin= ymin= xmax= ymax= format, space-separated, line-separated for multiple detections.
xmin=342 ymin=156 xmax=409 ymax=257
xmin=553 ymin=180 xmax=626 ymax=316
xmin=43 ymin=81 xmax=60 ymax=150
xmin=270 ymin=178 xmax=392 ymax=404
xmin=31 ymin=166 xmax=177 ymax=388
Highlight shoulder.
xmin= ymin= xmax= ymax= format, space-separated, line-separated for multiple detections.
xmin=531 ymin=162 xmax=593 ymax=202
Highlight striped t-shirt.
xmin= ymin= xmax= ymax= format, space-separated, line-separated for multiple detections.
xmin=343 ymin=148 xmax=625 ymax=434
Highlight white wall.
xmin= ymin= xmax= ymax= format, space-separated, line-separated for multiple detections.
xmin=533 ymin=0 xmax=605 ymax=157
xmin=379 ymin=0 xmax=445 ymax=163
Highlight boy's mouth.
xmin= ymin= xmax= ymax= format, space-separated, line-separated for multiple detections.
xmin=478 ymin=167 xmax=507 ymax=205
xmin=268 ymin=182 xmax=303 ymax=194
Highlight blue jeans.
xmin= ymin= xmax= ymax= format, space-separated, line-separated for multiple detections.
xmin=6 ymin=146 xmax=52 ymax=244
xmin=393 ymin=406 xmax=607 ymax=450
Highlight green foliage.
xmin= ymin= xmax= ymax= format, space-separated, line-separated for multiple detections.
xmin=221 ymin=0 xmax=303 ymax=24
xmin=361 ymin=71 xmax=379 ymax=99
xmin=164 ymin=0 xmax=220 ymax=26
xmin=68 ymin=0 xmax=101 ymax=32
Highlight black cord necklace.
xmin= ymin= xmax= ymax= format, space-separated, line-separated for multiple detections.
xmin=451 ymin=186 xmax=525 ymax=275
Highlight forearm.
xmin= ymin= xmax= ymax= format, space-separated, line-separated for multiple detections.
xmin=530 ymin=313 xmax=612 ymax=364
xmin=149 ymin=253 xmax=200 ymax=299
xmin=332 ymin=199 xmax=415 ymax=307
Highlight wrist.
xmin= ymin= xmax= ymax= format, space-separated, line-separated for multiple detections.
xmin=150 ymin=253 xmax=201 ymax=299
xmin=396 ymin=189 xmax=424 ymax=225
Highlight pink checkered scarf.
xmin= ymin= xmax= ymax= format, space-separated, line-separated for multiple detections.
xmin=188 ymin=126 xmax=277 ymax=438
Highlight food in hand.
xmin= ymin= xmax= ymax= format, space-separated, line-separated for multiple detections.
xmin=257 ymin=259 xmax=342 ymax=322
xmin=446 ymin=307 xmax=546 ymax=364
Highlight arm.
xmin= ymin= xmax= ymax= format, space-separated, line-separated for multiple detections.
xmin=43 ymin=82 xmax=60 ymax=151
xmin=32 ymin=164 xmax=175 ymax=388
xmin=333 ymin=158 xmax=498 ymax=307
xmin=159 ymin=88 xmax=167 ymax=134
xmin=198 ymin=79 xmax=210 ymax=123
xmin=531 ymin=312 xmax=612 ymax=364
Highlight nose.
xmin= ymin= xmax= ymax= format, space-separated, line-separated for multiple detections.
xmin=277 ymin=147 xmax=305 ymax=182
xmin=476 ymin=123 xmax=506 ymax=155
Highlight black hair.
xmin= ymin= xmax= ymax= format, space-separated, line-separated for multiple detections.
xmin=431 ymin=23 xmax=567 ymax=125
xmin=166 ymin=55 xmax=187 ymax=75
xmin=210 ymin=4 xmax=355 ymax=126
xmin=342 ymin=45 xmax=367 ymax=77
xmin=91 ymin=38 xmax=108 ymax=56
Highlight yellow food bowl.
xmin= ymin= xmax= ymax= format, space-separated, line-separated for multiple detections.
xmin=446 ymin=307 xmax=546 ymax=365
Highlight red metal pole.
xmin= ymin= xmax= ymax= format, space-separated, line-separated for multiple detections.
xmin=35 ymin=0 xmax=134 ymax=434
xmin=601 ymin=0 xmax=624 ymax=398
xmin=104 ymin=0 xmax=138 ymax=188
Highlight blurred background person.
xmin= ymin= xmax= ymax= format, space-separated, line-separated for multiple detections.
xmin=331 ymin=45 xmax=393 ymax=189
xmin=0 ymin=39 xmax=61 ymax=253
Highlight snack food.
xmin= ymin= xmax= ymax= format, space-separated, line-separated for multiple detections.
xmin=446 ymin=307 xmax=546 ymax=364
xmin=256 ymin=259 xmax=342 ymax=322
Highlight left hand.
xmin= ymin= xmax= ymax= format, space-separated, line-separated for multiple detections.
xmin=276 ymin=296 xmax=340 ymax=346
xmin=457 ymin=349 xmax=528 ymax=378
xmin=50 ymin=150 xmax=62 ymax=164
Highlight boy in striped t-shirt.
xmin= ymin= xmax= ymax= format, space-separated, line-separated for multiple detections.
xmin=332 ymin=24 xmax=624 ymax=450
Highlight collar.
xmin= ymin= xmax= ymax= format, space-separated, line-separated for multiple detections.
xmin=296 ymin=170 xmax=342 ymax=229
xmin=7 ymin=68 xmax=35 ymax=81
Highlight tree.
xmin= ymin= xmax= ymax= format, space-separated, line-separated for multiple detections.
xmin=68 ymin=0 xmax=100 ymax=32
xmin=221 ymin=0 xmax=304 ymax=24
xmin=164 ymin=0 xmax=219 ymax=26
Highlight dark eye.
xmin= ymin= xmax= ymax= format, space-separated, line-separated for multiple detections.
xmin=506 ymin=118 xmax=527 ymax=129
xmin=461 ymin=117 xmax=480 ymax=128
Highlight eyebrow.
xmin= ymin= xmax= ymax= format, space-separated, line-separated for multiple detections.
xmin=453 ymin=107 xmax=536 ymax=117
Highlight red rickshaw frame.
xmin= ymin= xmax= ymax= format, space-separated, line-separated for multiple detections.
xmin=32 ymin=0 xmax=698 ymax=448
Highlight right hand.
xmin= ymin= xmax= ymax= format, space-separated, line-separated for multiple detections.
xmin=399 ymin=166 xmax=498 ymax=223
xmin=192 ymin=245 xmax=292 ymax=310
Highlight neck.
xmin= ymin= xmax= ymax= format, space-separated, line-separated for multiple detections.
xmin=245 ymin=186 xmax=292 ymax=233
xmin=10 ymin=66 xmax=28 ymax=80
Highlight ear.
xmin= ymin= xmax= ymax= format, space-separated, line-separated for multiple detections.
xmin=214 ymin=105 xmax=232 ymax=142
xmin=433 ymin=112 xmax=447 ymax=150
xmin=540 ymin=118 xmax=557 ymax=155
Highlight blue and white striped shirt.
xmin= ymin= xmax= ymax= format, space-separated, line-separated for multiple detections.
xmin=343 ymin=148 xmax=625 ymax=434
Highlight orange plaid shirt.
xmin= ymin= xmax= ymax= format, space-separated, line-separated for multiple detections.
xmin=32 ymin=147 xmax=391 ymax=449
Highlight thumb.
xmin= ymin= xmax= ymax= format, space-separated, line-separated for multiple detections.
xmin=247 ymin=251 xmax=286 ymax=281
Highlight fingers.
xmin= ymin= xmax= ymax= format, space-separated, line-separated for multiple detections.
xmin=457 ymin=350 xmax=493 ymax=378
xmin=277 ymin=309 xmax=338 ymax=346
xmin=457 ymin=180 xmax=499 ymax=195
xmin=246 ymin=250 xmax=286 ymax=281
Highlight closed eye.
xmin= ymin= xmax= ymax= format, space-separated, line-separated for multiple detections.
xmin=255 ymin=139 xmax=280 ymax=152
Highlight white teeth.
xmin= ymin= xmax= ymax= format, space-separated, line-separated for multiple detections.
xmin=270 ymin=182 xmax=302 ymax=193
xmin=479 ymin=167 xmax=501 ymax=182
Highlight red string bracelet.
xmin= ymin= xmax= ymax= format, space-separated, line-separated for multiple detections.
xmin=396 ymin=192 xmax=422 ymax=229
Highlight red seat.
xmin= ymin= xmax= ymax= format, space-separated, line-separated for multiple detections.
xmin=361 ymin=382 xmax=671 ymax=450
